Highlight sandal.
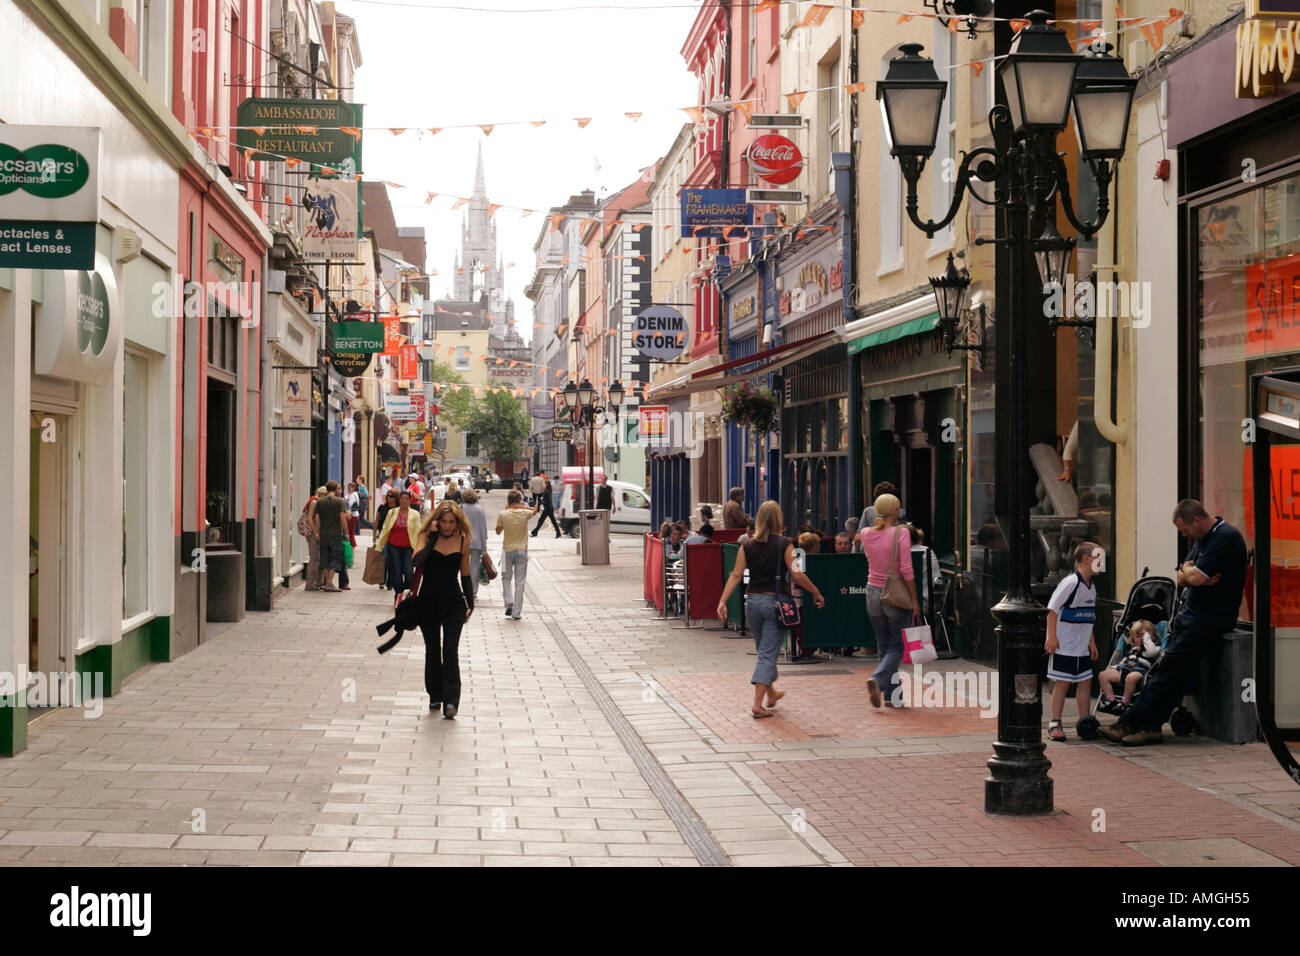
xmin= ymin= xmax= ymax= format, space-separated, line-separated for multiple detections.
xmin=765 ymin=690 xmax=786 ymax=708
xmin=751 ymin=708 xmax=774 ymax=719
xmin=1048 ymin=720 xmax=1067 ymax=742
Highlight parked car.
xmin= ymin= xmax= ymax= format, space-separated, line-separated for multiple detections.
xmin=554 ymin=467 xmax=651 ymax=536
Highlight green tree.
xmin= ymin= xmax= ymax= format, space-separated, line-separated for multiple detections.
xmin=427 ymin=359 xmax=474 ymax=426
xmin=463 ymin=388 xmax=530 ymax=462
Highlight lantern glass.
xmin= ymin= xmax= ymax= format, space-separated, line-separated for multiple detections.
xmin=996 ymin=12 xmax=1080 ymax=134
xmin=577 ymin=378 xmax=595 ymax=410
xmin=875 ymin=43 xmax=947 ymax=158
xmin=562 ymin=381 xmax=579 ymax=409
xmin=929 ymin=253 xmax=971 ymax=329
xmin=1033 ymin=226 xmax=1075 ymax=288
xmin=607 ymin=380 xmax=625 ymax=408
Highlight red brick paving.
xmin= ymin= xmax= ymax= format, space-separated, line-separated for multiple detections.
xmin=756 ymin=748 xmax=1300 ymax=867
xmin=655 ymin=671 xmax=994 ymax=743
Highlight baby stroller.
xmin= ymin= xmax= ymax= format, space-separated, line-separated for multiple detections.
xmin=1075 ymin=570 xmax=1195 ymax=740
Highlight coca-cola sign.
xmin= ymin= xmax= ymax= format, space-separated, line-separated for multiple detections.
xmin=747 ymin=134 xmax=803 ymax=185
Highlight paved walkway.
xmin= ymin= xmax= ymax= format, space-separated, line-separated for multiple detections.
xmin=1 ymin=516 xmax=1297 ymax=866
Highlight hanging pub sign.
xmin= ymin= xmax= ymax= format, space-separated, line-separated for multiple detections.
xmin=282 ymin=370 xmax=312 ymax=427
xmin=551 ymin=423 xmax=573 ymax=441
xmin=33 ymin=253 xmax=121 ymax=386
xmin=0 ymin=125 xmax=100 ymax=269
xmin=235 ymin=99 xmax=363 ymax=168
xmin=332 ymin=320 xmax=383 ymax=352
xmin=747 ymin=134 xmax=803 ymax=185
xmin=680 ymin=188 xmax=753 ymax=238
xmin=633 ymin=305 xmax=687 ymax=361
xmin=300 ymin=177 xmax=361 ymax=262
xmin=399 ymin=343 xmax=419 ymax=380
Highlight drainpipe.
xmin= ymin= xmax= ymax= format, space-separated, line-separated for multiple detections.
xmin=834 ymin=151 xmax=857 ymax=524
xmin=1093 ymin=7 xmax=1127 ymax=446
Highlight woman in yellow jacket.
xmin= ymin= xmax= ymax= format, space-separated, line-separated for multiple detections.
xmin=375 ymin=490 xmax=426 ymax=594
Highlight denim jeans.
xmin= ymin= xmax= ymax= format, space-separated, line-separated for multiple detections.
xmin=1123 ymin=613 xmax=1221 ymax=731
xmin=746 ymin=593 xmax=784 ymax=686
xmin=385 ymin=545 xmax=413 ymax=594
xmin=866 ymin=584 xmax=911 ymax=703
xmin=468 ymin=548 xmax=483 ymax=597
xmin=502 ymin=549 xmax=528 ymax=617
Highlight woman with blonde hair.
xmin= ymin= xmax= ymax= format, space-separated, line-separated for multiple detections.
xmin=717 ymin=501 xmax=825 ymax=718
xmin=375 ymin=490 xmax=418 ymax=595
xmin=409 ymin=500 xmax=475 ymax=719
xmin=858 ymin=493 xmax=921 ymax=708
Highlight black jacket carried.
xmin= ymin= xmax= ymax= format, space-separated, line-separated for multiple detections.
xmin=597 ymin=484 xmax=613 ymax=510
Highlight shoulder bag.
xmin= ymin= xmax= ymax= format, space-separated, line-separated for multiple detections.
xmin=774 ymin=537 xmax=802 ymax=627
xmin=882 ymin=526 xmax=914 ymax=610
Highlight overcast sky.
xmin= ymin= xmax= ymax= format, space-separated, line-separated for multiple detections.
xmin=338 ymin=0 xmax=700 ymax=342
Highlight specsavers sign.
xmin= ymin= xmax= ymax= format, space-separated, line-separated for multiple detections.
xmin=0 ymin=125 xmax=100 ymax=269
xmin=34 ymin=253 xmax=120 ymax=386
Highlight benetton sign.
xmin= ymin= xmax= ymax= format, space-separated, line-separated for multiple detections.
xmin=235 ymin=99 xmax=362 ymax=166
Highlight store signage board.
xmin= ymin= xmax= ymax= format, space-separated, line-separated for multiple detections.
xmin=34 ymin=253 xmax=120 ymax=386
xmin=680 ymin=188 xmax=752 ymax=238
xmin=551 ymin=424 xmax=573 ymax=441
xmin=301 ymin=178 xmax=361 ymax=262
xmin=1248 ymin=0 xmax=1300 ymax=17
xmin=1235 ymin=18 xmax=1300 ymax=96
xmin=283 ymin=370 xmax=312 ymax=427
xmin=333 ymin=321 xmax=383 ymax=353
xmin=633 ymin=305 xmax=687 ymax=361
xmin=747 ymin=134 xmax=803 ymax=185
xmin=235 ymin=99 xmax=363 ymax=167
xmin=330 ymin=351 xmax=371 ymax=376
xmin=386 ymin=395 xmax=421 ymax=422
xmin=399 ymin=343 xmax=419 ymax=380
xmin=1245 ymin=253 xmax=1300 ymax=355
xmin=638 ymin=405 xmax=669 ymax=443
xmin=0 ymin=125 xmax=100 ymax=269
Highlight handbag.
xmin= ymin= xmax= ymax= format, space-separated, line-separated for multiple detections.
xmin=902 ymin=622 xmax=937 ymax=664
xmin=881 ymin=525 xmax=913 ymax=610
xmin=774 ymin=537 xmax=801 ymax=627
xmin=362 ymin=547 xmax=385 ymax=585
xmin=482 ymin=551 xmax=498 ymax=581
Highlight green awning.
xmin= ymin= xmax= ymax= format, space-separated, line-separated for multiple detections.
xmin=846 ymin=312 xmax=939 ymax=355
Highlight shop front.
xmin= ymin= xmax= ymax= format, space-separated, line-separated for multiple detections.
xmin=721 ymin=265 xmax=763 ymax=512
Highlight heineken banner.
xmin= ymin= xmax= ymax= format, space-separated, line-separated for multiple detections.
xmin=235 ymin=99 xmax=363 ymax=169
xmin=331 ymin=321 xmax=383 ymax=353
xmin=301 ymin=177 xmax=360 ymax=262
xmin=799 ymin=553 xmax=873 ymax=649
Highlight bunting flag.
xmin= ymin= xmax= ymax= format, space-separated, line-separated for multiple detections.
xmin=575 ymin=117 xmax=592 ymax=128
xmin=428 ymin=128 xmax=442 ymax=135
xmin=756 ymin=0 xmax=778 ymax=11
xmin=845 ymin=82 xmax=866 ymax=95
xmin=682 ymin=106 xmax=705 ymax=123
xmin=948 ymin=15 xmax=961 ymax=32
xmin=252 ymin=126 xmax=266 ymax=136
xmin=1010 ymin=18 xmax=1030 ymax=31
xmin=488 ymin=203 xmax=502 ymax=217
xmin=453 ymin=197 xmax=469 ymax=209
xmin=479 ymin=125 xmax=495 ymax=136
xmin=798 ymin=4 xmax=833 ymax=28
xmin=285 ymin=157 xmax=301 ymax=169
xmin=521 ymin=210 xmax=535 ymax=218
xmin=786 ymin=91 xmax=808 ymax=110
xmin=852 ymin=9 xmax=866 ymax=27
xmin=531 ymin=121 xmax=547 ymax=128
xmin=550 ymin=213 xmax=563 ymax=232
xmin=625 ymin=112 xmax=642 ymax=121
xmin=294 ymin=125 xmax=318 ymax=135
xmin=897 ymin=13 xmax=913 ymax=23
xmin=426 ymin=192 xmax=438 ymax=204
xmin=389 ymin=128 xmax=406 ymax=136
xmin=734 ymin=100 xmax=754 ymax=124
xmin=341 ymin=126 xmax=362 ymax=140
xmin=971 ymin=60 xmax=985 ymax=78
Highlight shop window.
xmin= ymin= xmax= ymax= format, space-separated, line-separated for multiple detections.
xmin=879 ymin=47 xmax=906 ymax=271
xmin=929 ymin=22 xmax=957 ymax=250
xmin=456 ymin=346 xmax=471 ymax=370
xmin=123 ymin=352 xmax=149 ymax=619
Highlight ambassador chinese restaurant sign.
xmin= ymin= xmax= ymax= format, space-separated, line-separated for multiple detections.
xmin=235 ymin=98 xmax=362 ymax=166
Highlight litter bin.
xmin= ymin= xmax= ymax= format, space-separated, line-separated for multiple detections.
xmin=580 ymin=510 xmax=610 ymax=565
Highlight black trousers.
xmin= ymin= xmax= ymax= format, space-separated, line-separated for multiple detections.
xmin=533 ymin=505 xmax=560 ymax=535
xmin=1123 ymin=613 xmax=1220 ymax=731
xmin=421 ymin=602 xmax=467 ymax=708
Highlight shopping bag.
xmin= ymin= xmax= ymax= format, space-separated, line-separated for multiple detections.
xmin=362 ymin=547 xmax=385 ymax=585
xmin=482 ymin=551 xmax=498 ymax=581
xmin=902 ymin=622 xmax=937 ymax=664
xmin=343 ymin=539 xmax=354 ymax=568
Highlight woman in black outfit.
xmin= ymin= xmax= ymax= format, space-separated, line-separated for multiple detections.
xmin=411 ymin=500 xmax=475 ymax=719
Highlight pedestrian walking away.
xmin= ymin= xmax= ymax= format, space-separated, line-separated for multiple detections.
xmin=529 ymin=472 xmax=546 ymax=507
xmin=460 ymin=488 xmax=489 ymax=601
xmin=313 ymin=480 xmax=348 ymax=592
xmin=859 ymin=493 xmax=921 ymax=708
xmin=717 ymin=501 xmax=825 ymax=719
xmin=497 ymin=489 xmax=537 ymax=619
xmin=531 ymin=475 xmax=562 ymax=537
xmin=376 ymin=491 xmax=418 ymax=596
xmin=410 ymin=501 xmax=475 ymax=719
xmin=1103 ymin=499 xmax=1247 ymax=747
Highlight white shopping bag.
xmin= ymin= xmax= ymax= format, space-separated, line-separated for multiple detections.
xmin=902 ymin=623 xmax=937 ymax=664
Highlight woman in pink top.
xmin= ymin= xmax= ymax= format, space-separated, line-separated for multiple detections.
xmin=859 ymin=493 xmax=921 ymax=708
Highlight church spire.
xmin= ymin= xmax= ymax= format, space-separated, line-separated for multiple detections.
xmin=472 ymin=142 xmax=487 ymax=202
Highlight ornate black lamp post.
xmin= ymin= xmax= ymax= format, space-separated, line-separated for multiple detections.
xmin=877 ymin=13 xmax=1135 ymax=815
xmin=563 ymin=378 xmax=624 ymax=510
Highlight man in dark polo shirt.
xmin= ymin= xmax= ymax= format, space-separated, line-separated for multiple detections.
xmin=1103 ymin=499 xmax=1247 ymax=747
xmin=312 ymin=480 xmax=348 ymax=592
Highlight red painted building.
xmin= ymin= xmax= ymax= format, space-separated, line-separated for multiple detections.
xmin=171 ymin=0 xmax=273 ymax=648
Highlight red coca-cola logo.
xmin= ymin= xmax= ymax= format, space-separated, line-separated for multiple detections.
xmin=747 ymin=134 xmax=803 ymax=185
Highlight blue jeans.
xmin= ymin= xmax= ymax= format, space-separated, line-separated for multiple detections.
xmin=866 ymin=584 xmax=911 ymax=702
xmin=746 ymin=593 xmax=784 ymax=686
xmin=502 ymin=549 xmax=528 ymax=617
xmin=468 ymin=548 xmax=483 ymax=597
xmin=1123 ymin=613 xmax=1220 ymax=731
xmin=385 ymin=545 xmax=413 ymax=593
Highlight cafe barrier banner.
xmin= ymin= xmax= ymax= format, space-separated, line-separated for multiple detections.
xmin=684 ymin=542 xmax=724 ymax=622
xmin=800 ymin=553 xmax=872 ymax=649
xmin=721 ymin=544 xmax=744 ymax=628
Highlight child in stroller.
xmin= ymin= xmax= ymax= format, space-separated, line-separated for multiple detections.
xmin=1097 ymin=619 xmax=1162 ymax=715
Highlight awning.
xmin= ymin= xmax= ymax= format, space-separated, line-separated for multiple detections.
xmin=845 ymin=312 xmax=938 ymax=355
xmin=643 ymin=330 xmax=838 ymax=402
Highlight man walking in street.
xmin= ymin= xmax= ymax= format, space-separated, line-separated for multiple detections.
xmin=596 ymin=474 xmax=613 ymax=512
xmin=1103 ymin=499 xmax=1247 ymax=747
xmin=532 ymin=473 xmax=562 ymax=538
xmin=529 ymin=471 xmax=546 ymax=508
xmin=312 ymin=479 xmax=349 ymax=592
xmin=497 ymin=489 xmax=537 ymax=620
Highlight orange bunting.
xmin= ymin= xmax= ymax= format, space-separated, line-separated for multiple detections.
xmin=389 ymin=128 xmax=406 ymax=136
xmin=453 ymin=197 xmax=469 ymax=209
xmin=971 ymin=61 xmax=985 ymax=78
xmin=428 ymin=128 xmax=442 ymax=135
xmin=948 ymin=15 xmax=961 ymax=32
xmin=575 ymin=118 xmax=592 ymax=128
xmin=852 ymin=9 xmax=866 ymax=28
xmin=252 ymin=126 xmax=266 ymax=136
xmin=735 ymin=100 xmax=754 ymax=124
xmin=756 ymin=0 xmax=778 ymax=10
xmin=479 ymin=125 xmax=495 ymax=136
xmin=426 ymin=192 xmax=438 ymax=203
xmin=1010 ymin=18 xmax=1030 ymax=32
xmin=488 ymin=204 xmax=502 ymax=218
xmin=340 ymin=126 xmax=362 ymax=140
xmin=682 ymin=106 xmax=705 ymax=124
xmin=294 ymin=125 xmax=317 ymax=134
xmin=531 ymin=121 xmax=547 ymax=128
xmin=845 ymin=82 xmax=866 ymax=95
xmin=897 ymin=14 xmax=913 ymax=24
xmin=285 ymin=157 xmax=301 ymax=169
xmin=625 ymin=112 xmax=642 ymax=121
xmin=798 ymin=4 xmax=832 ymax=28
xmin=550 ymin=214 xmax=563 ymax=233
xmin=786 ymin=91 xmax=808 ymax=110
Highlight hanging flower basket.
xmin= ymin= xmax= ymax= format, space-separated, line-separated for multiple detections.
xmin=720 ymin=382 xmax=779 ymax=434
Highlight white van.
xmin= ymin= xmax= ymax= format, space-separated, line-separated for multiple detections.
xmin=555 ymin=467 xmax=651 ymax=536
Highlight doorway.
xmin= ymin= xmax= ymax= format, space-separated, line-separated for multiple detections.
xmin=28 ymin=411 xmax=71 ymax=716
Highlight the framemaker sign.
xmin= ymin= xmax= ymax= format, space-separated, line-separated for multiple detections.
xmin=0 ymin=125 xmax=100 ymax=269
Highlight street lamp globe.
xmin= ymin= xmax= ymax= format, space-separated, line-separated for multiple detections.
xmin=875 ymin=43 xmax=947 ymax=160
xmin=607 ymin=379 xmax=625 ymax=409
xmin=997 ymin=10 xmax=1080 ymax=135
xmin=562 ymin=381 xmax=579 ymax=410
xmin=929 ymin=253 xmax=972 ymax=350
xmin=1034 ymin=222 xmax=1076 ymax=289
xmin=1072 ymin=42 xmax=1138 ymax=161
xmin=577 ymin=378 xmax=596 ymax=412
